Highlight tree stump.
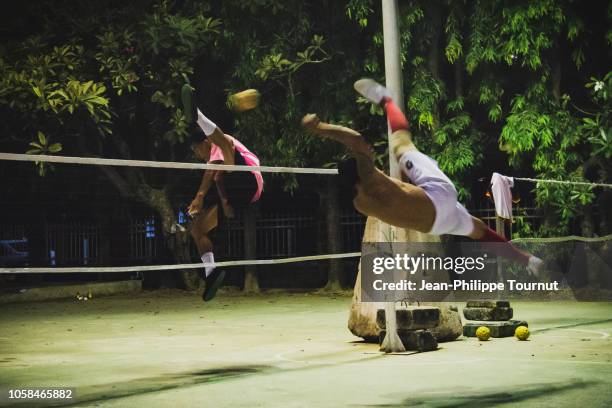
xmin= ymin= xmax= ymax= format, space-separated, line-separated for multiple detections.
xmin=348 ymin=217 xmax=462 ymax=343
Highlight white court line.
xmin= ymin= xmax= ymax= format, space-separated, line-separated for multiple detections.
xmin=272 ymin=350 xmax=300 ymax=363
xmin=535 ymin=327 xmax=610 ymax=340
xmin=192 ymin=324 xmax=251 ymax=330
xmin=569 ymin=329 xmax=610 ymax=339
xmin=491 ymin=357 xmax=612 ymax=366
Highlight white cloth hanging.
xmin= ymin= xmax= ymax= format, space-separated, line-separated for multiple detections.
xmin=490 ymin=172 xmax=514 ymax=220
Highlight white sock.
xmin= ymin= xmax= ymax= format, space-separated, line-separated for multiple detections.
xmin=196 ymin=109 xmax=217 ymax=136
xmin=201 ymin=251 xmax=216 ymax=277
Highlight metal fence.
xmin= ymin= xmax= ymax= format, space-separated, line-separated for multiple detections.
xmin=47 ymin=221 xmax=100 ymax=266
xmin=0 ymin=224 xmax=28 ymax=260
xmin=212 ymin=214 xmax=244 ymax=260
xmin=128 ymin=216 xmax=162 ymax=263
xmin=2 ymin=204 xmax=556 ymax=290
xmin=257 ymin=211 xmax=317 ymax=258
xmin=0 ymin=207 xmax=364 ymax=269
xmin=471 ymin=207 xmax=541 ymax=238
xmin=340 ymin=210 xmax=366 ymax=252
xmin=2 ymin=205 xmax=548 ymax=271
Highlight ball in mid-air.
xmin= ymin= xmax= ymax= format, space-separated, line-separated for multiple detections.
xmin=228 ymin=89 xmax=260 ymax=112
xmin=515 ymin=325 xmax=530 ymax=341
xmin=476 ymin=326 xmax=491 ymax=341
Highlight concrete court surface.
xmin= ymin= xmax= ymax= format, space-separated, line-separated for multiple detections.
xmin=0 ymin=290 xmax=611 ymax=407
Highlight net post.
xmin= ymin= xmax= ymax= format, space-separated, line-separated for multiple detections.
xmin=379 ymin=0 xmax=406 ymax=353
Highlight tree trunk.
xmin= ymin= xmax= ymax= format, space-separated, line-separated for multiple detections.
xmin=324 ymin=177 xmax=342 ymax=291
xmin=348 ymin=217 xmax=446 ymax=340
xmin=243 ymin=205 xmax=260 ymax=293
xmin=146 ymin=188 xmax=198 ymax=290
xmin=85 ymin=134 xmax=197 ymax=288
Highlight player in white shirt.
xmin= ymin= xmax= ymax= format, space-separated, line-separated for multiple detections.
xmin=302 ymin=79 xmax=543 ymax=275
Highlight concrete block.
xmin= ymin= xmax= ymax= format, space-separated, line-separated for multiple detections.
xmin=426 ymin=303 xmax=462 ymax=342
xmin=376 ymin=306 xmax=440 ymax=330
xmin=463 ymin=307 xmax=513 ymax=321
xmin=465 ymin=300 xmax=510 ymax=308
xmin=463 ymin=320 xmax=528 ymax=338
xmin=379 ymin=330 xmax=438 ymax=352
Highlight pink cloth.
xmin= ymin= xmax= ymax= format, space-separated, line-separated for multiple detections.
xmin=208 ymin=135 xmax=263 ymax=202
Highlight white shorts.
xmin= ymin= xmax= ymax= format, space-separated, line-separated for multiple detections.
xmin=398 ymin=151 xmax=474 ymax=236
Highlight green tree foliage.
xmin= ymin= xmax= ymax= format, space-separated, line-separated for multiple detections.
xmin=1 ymin=0 xmax=222 ymax=288
xmin=0 ymin=0 xmax=609 ymax=255
xmin=346 ymin=0 xmax=610 ymax=235
xmin=211 ymin=0 xmax=371 ymax=189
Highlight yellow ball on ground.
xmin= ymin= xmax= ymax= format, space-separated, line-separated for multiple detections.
xmin=228 ymin=89 xmax=260 ymax=112
xmin=515 ymin=325 xmax=530 ymax=340
xmin=476 ymin=326 xmax=491 ymax=341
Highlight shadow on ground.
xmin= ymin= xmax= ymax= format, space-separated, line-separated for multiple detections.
xmin=362 ymin=379 xmax=599 ymax=407
xmin=11 ymin=365 xmax=274 ymax=407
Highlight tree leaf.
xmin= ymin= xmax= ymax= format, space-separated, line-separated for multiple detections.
xmin=37 ymin=131 xmax=47 ymax=146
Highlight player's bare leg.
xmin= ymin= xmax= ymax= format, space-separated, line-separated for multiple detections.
xmin=355 ymin=77 xmax=545 ymax=276
xmin=301 ymin=114 xmax=373 ymax=159
xmin=352 ymin=168 xmax=436 ymax=232
xmin=301 ymin=113 xmax=436 ymax=232
xmin=189 ymin=205 xmax=219 ymax=255
xmin=197 ymin=111 xmax=236 ymax=166
xmin=182 ymin=84 xmax=236 ymax=166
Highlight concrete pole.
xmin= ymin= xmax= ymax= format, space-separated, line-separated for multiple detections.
xmin=379 ymin=0 xmax=405 ymax=353
xmin=382 ymin=0 xmax=404 ymax=179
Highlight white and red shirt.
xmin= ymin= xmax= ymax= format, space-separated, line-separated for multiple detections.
xmin=208 ymin=135 xmax=263 ymax=202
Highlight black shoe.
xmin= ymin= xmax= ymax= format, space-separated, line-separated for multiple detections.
xmin=181 ymin=83 xmax=197 ymax=127
xmin=202 ymin=268 xmax=225 ymax=302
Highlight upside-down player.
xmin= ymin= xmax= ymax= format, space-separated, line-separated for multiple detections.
xmin=183 ymin=87 xmax=264 ymax=301
xmin=302 ymin=78 xmax=543 ymax=275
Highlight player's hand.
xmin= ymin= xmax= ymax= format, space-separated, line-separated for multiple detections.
xmin=220 ymin=199 xmax=235 ymax=219
xmin=188 ymin=197 xmax=203 ymax=218
xmin=301 ymin=113 xmax=320 ymax=130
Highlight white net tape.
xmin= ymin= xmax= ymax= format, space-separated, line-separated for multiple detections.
xmin=0 ymin=152 xmax=352 ymax=274
xmin=0 ymin=153 xmax=339 ymax=175
xmin=514 ymin=177 xmax=612 ymax=189
xmin=0 ymin=252 xmax=361 ymax=274
xmin=511 ymin=234 xmax=612 ymax=243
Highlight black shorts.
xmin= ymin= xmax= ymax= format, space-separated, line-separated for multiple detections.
xmin=203 ymin=149 xmax=259 ymax=209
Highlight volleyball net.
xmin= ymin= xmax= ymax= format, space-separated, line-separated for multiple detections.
xmin=1 ymin=152 xmax=610 ymax=301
